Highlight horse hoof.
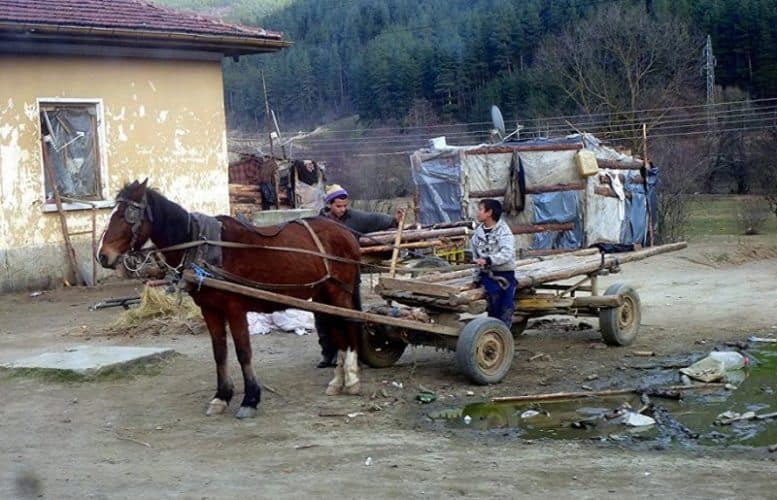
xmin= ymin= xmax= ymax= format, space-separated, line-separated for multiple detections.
xmin=235 ymin=406 xmax=257 ymax=419
xmin=206 ymin=398 xmax=228 ymax=416
xmin=325 ymin=384 xmax=343 ymax=396
xmin=344 ymin=382 xmax=361 ymax=395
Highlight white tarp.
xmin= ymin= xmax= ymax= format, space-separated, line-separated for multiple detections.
xmin=411 ymin=133 xmax=651 ymax=249
xmin=247 ymin=309 xmax=315 ymax=336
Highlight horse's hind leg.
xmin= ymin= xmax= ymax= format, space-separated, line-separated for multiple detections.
xmin=227 ymin=308 xmax=261 ymax=419
xmin=202 ymin=307 xmax=234 ymax=416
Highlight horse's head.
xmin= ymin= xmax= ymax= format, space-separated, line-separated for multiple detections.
xmin=97 ymin=178 xmax=154 ymax=269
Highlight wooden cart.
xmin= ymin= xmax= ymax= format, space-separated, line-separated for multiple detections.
xmin=183 ymin=242 xmax=685 ymax=385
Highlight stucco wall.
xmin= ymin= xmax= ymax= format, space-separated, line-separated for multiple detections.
xmin=0 ymin=54 xmax=230 ymax=292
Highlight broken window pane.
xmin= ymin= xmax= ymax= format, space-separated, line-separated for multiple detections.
xmin=40 ymin=103 xmax=102 ymax=202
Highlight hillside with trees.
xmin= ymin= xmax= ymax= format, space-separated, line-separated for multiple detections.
xmin=155 ymin=0 xmax=777 ymax=233
xmin=156 ymin=0 xmax=777 ymax=129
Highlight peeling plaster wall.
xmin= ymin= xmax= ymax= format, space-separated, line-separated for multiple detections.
xmin=0 ymin=54 xmax=230 ymax=292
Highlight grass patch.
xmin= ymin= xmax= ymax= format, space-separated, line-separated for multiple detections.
xmin=0 ymin=354 xmax=175 ymax=383
xmin=684 ymin=195 xmax=777 ymax=241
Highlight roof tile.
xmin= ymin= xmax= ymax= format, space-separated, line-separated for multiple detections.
xmin=0 ymin=0 xmax=283 ymax=40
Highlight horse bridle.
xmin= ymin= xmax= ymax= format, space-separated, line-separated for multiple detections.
xmin=117 ymin=192 xmax=153 ymax=252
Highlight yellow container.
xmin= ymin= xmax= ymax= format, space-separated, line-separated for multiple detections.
xmin=576 ymin=150 xmax=599 ymax=177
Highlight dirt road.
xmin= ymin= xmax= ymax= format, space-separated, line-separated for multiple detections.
xmin=1 ymin=241 xmax=775 ymax=499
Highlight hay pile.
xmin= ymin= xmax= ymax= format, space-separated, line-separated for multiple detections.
xmin=109 ymin=285 xmax=205 ymax=336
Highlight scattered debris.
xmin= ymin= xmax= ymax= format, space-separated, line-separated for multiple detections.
xmin=91 ymin=296 xmax=141 ymax=310
xmin=415 ymin=391 xmax=437 ymax=404
xmin=114 ymin=433 xmax=151 ymax=448
xmin=679 ymin=351 xmax=749 ymax=383
xmin=748 ymin=336 xmax=777 ymax=343
xmin=714 ymin=410 xmax=777 ymax=425
xmin=364 ymin=457 xmax=373 ymax=466
xmin=631 ymin=350 xmax=655 ymax=357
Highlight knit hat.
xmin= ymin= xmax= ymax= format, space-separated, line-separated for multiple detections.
xmin=325 ymin=184 xmax=349 ymax=203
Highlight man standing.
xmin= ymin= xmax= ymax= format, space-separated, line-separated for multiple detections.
xmin=470 ymin=199 xmax=517 ymax=328
xmin=315 ymin=184 xmax=406 ymax=367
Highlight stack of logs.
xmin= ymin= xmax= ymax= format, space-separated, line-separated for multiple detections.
xmin=358 ymin=219 xmax=605 ymax=257
xmin=229 ymin=184 xmax=291 ymax=217
xmin=229 ymin=184 xmax=263 ymax=217
xmin=359 ymin=220 xmax=472 ymax=255
xmin=374 ymin=242 xmax=687 ymax=313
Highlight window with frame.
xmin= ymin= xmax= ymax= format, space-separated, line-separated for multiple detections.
xmin=39 ymin=99 xmax=109 ymax=210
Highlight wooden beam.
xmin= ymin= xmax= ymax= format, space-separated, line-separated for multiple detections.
xmin=470 ymin=181 xmax=585 ymax=199
xmin=597 ymin=158 xmax=643 ymax=170
xmin=181 ymin=270 xmax=460 ymax=337
xmin=510 ymin=222 xmax=575 ymax=234
xmin=464 ymin=143 xmax=583 ymax=155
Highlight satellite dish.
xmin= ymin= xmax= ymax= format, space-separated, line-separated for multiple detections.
xmin=491 ymin=105 xmax=506 ymax=137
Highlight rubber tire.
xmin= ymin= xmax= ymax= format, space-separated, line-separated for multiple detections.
xmin=358 ymin=324 xmax=407 ymax=368
xmin=599 ymin=283 xmax=641 ymax=346
xmin=456 ymin=317 xmax=514 ymax=385
xmin=409 ymin=257 xmax=450 ymax=277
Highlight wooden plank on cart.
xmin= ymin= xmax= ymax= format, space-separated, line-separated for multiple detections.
xmin=181 ymin=270 xmax=460 ymax=336
xmin=376 ymin=277 xmax=464 ymax=298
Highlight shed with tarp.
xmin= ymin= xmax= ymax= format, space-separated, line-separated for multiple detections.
xmin=409 ymin=134 xmax=657 ymax=252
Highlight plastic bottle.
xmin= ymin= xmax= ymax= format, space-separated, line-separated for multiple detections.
xmin=708 ymin=351 xmax=749 ymax=370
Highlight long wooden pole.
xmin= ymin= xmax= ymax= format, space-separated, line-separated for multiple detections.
xmin=41 ymin=139 xmax=83 ymax=286
xmin=181 ymin=270 xmax=459 ymax=337
xmin=491 ymin=382 xmax=725 ymax=403
xmin=261 ymin=71 xmax=274 ymax=157
xmin=643 ymin=123 xmax=655 ymax=246
xmin=388 ymin=208 xmax=407 ymax=278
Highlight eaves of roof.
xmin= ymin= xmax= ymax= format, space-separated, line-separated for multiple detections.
xmin=0 ymin=21 xmax=292 ymax=57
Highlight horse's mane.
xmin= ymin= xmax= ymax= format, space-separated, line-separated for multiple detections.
xmin=118 ymin=182 xmax=192 ymax=244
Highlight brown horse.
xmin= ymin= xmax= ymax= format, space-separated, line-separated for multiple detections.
xmin=97 ymin=179 xmax=363 ymax=418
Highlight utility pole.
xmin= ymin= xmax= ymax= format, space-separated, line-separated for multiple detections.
xmin=703 ymin=35 xmax=717 ymax=129
xmin=261 ymin=70 xmax=274 ymax=157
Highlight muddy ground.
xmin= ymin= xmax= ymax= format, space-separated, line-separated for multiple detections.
xmin=1 ymin=239 xmax=776 ymax=499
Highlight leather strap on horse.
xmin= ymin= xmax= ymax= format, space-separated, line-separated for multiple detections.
xmin=296 ymin=218 xmax=331 ymax=278
xmin=196 ymin=261 xmax=336 ymax=291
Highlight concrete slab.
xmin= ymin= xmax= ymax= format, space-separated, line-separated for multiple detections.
xmin=1 ymin=345 xmax=176 ymax=377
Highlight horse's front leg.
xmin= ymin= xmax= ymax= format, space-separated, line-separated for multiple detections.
xmin=343 ymin=319 xmax=362 ymax=395
xmin=202 ymin=307 xmax=234 ymax=416
xmin=227 ymin=309 xmax=261 ymax=419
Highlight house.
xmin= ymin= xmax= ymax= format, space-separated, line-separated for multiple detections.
xmin=0 ymin=0 xmax=290 ymax=291
xmin=410 ymin=134 xmax=657 ymax=253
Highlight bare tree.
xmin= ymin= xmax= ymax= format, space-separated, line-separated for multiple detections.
xmin=534 ymin=4 xmax=701 ymax=147
xmin=650 ymin=136 xmax=713 ymax=243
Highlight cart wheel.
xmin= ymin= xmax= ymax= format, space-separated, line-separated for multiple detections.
xmin=456 ymin=317 xmax=514 ymax=385
xmin=358 ymin=324 xmax=407 ymax=368
xmin=511 ymin=317 xmax=529 ymax=337
xmin=410 ymin=257 xmax=450 ymax=277
xmin=599 ymin=283 xmax=641 ymax=346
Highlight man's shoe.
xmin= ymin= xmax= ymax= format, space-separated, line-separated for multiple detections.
xmin=316 ymin=355 xmax=336 ymax=368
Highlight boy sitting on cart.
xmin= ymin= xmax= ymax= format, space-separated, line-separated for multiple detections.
xmin=470 ymin=199 xmax=517 ymax=328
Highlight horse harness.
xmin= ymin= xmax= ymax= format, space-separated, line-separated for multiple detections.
xmin=119 ymin=198 xmax=356 ymax=294
xmin=118 ymin=192 xmax=154 ymax=252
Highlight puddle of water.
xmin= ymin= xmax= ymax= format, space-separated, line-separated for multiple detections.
xmin=431 ymin=344 xmax=777 ymax=448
